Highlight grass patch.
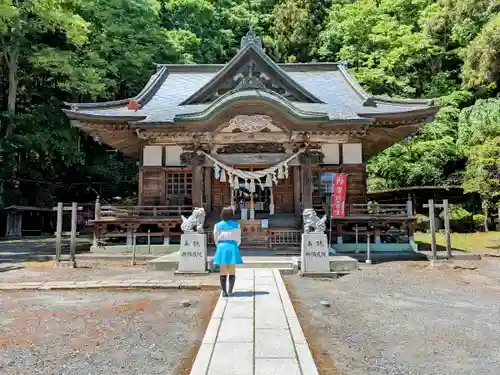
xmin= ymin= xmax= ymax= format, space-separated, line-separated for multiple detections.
xmin=415 ymin=231 xmax=500 ymax=253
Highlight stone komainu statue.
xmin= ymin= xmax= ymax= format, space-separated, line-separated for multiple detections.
xmin=302 ymin=208 xmax=327 ymax=234
xmin=181 ymin=207 xmax=206 ymax=234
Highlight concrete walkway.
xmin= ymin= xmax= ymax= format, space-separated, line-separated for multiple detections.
xmin=190 ymin=268 xmax=319 ymax=375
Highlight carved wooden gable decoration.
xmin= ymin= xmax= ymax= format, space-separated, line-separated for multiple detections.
xmin=212 ymin=115 xmax=291 ymax=145
xmin=181 ymin=29 xmax=323 ymax=105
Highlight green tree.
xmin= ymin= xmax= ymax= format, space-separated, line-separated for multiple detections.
xmin=269 ymin=0 xmax=330 ymax=62
xmin=0 ymin=0 xmax=89 ymax=115
xmin=160 ymin=0 xmax=256 ymax=64
xmin=458 ymin=98 xmax=500 ymax=203
xmin=463 ymin=137 xmax=500 ymax=201
xmin=367 ymin=91 xmax=473 ymax=190
xmin=319 ymin=0 xmax=449 ymax=96
xmin=462 ymin=13 xmax=500 ymax=89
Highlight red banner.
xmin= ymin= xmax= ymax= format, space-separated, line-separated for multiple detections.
xmin=331 ymin=173 xmax=347 ymax=218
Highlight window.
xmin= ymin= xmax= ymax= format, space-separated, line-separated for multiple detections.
xmin=313 ymin=171 xmax=336 ymax=213
xmin=167 ymin=172 xmax=192 ymax=196
xmin=313 ymin=171 xmax=334 ymax=195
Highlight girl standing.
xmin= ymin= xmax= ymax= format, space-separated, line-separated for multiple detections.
xmin=213 ymin=207 xmax=243 ymax=297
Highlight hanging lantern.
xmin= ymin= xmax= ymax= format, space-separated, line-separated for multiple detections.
xmin=284 ymin=164 xmax=289 ymax=179
xmin=233 ymin=175 xmax=239 ymax=188
xmin=220 ymin=169 xmax=227 ymax=182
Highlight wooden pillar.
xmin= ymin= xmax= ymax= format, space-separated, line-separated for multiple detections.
xmin=497 ymin=206 xmax=500 ymax=231
xmin=93 ymin=197 xmax=101 ymax=247
xmin=190 ymin=154 xmax=205 ymax=208
xmin=443 ymin=199 xmax=451 ymax=259
xmin=230 ymin=188 xmax=235 ymax=212
xmin=298 ymin=151 xmax=323 ymax=211
xmin=204 ymin=167 xmax=212 ymax=213
xmin=138 ymin=168 xmax=144 ymax=205
xmin=5 ymin=211 xmax=11 ymax=237
xmin=482 ymin=200 xmax=489 ymax=232
xmin=55 ymin=202 xmax=63 ymax=262
xmin=10 ymin=212 xmax=22 ymax=237
xmin=125 ymin=224 xmax=139 ymax=247
xmin=293 ymin=166 xmax=301 ymax=216
xmin=428 ymin=199 xmax=437 ymax=260
xmin=159 ymin=223 xmax=171 ymax=245
xmin=70 ymin=202 xmax=77 ymax=263
xmin=374 ymin=227 xmax=381 ymax=244
xmin=300 ymin=156 xmax=313 ymax=210
xmin=269 ymin=186 xmax=275 ymax=215
xmin=336 ymin=223 xmax=343 ymax=244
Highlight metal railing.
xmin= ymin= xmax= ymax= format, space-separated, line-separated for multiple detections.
xmin=97 ymin=205 xmax=192 ymax=219
xmin=312 ymin=202 xmax=412 ymax=218
xmin=269 ymin=229 xmax=301 ymax=246
xmin=347 ymin=203 xmax=409 ymax=217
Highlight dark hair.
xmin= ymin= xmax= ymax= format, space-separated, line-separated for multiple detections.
xmin=221 ymin=206 xmax=234 ymax=221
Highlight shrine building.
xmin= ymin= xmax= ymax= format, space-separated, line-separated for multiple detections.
xmin=64 ymin=29 xmax=438 ymax=253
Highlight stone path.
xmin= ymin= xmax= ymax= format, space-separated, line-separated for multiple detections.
xmin=190 ymin=268 xmax=319 ymax=375
xmin=0 ymin=278 xmax=219 ymax=291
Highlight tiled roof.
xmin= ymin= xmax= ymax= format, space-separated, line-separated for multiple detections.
xmin=64 ymin=32 xmax=436 ymax=125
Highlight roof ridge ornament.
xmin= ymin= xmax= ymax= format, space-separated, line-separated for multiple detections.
xmin=240 ymin=25 xmax=262 ymax=49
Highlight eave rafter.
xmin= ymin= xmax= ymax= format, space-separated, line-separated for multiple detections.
xmin=362 ymin=122 xmax=423 ymax=158
xmin=78 ymin=122 xmax=141 ymax=159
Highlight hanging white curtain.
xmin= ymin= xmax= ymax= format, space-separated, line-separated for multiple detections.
xmin=201 ymin=150 xmax=301 ymax=189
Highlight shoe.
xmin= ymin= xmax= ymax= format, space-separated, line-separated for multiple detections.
xmin=228 ymin=275 xmax=235 ymax=296
xmin=220 ymin=275 xmax=228 ymax=298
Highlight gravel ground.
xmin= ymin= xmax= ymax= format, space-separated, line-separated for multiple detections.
xmin=0 ymin=290 xmax=217 ymax=375
xmin=0 ymin=261 xmax=220 ymax=284
xmin=286 ymin=260 xmax=500 ymax=375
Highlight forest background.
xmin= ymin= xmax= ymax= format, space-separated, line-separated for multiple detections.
xmin=0 ymin=0 xmax=499 ymax=210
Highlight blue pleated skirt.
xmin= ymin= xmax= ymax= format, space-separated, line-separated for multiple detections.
xmin=213 ymin=240 xmax=243 ymax=265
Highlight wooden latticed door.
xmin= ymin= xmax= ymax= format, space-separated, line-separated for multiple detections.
xmin=273 ymin=173 xmax=294 ymax=213
xmin=211 ymin=173 xmax=231 ymax=214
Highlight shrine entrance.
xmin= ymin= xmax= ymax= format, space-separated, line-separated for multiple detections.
xmin=235 ymin=184 xmax=271 ymax=214
xmin=234 ymin=167 xmax=271 ymax=216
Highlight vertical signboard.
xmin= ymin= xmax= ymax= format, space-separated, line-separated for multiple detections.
xmin=331 ymin=173 xmax=347 ymax=218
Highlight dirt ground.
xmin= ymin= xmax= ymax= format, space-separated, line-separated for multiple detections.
xmin=0 ymin=260 xmax=220 ymax=284
xmin=0 ymin=289 xmax=218 ymax=375
xmin=286 ymin=260 xmax=500 ymax=375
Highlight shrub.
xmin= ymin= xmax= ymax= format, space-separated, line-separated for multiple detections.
xmin=439 ymin=205 xmax=471 ymax=221
xmin=473 ymin=214 xmax=485 ymax=224
xmin=415 ymin=214 xmax=429 ymax=231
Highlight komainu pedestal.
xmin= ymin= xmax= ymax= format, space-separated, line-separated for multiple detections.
xmin=176 ymin=233 xmax=208 ymax=274
xmin=301 ymin=233 xmax=330 ymax=274
xmin=176 ymin=207 xmax=208 ymax=274
xmin=300 ymin=208 xmax=333 ymax=276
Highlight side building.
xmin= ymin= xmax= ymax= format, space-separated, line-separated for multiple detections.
xmin=64 ymin=29 xmax=438 ymax=253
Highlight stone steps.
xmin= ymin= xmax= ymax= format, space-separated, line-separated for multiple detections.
xmin=147 ymin=252 xmax=359 ymax=274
